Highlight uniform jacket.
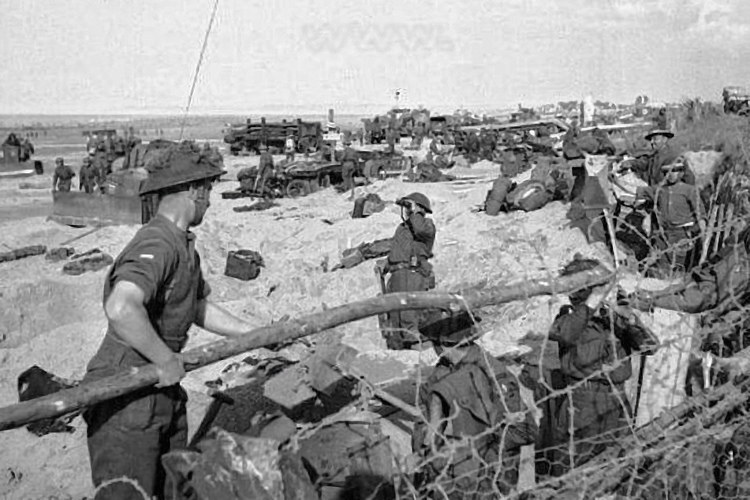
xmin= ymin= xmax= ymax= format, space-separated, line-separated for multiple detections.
xmin=638 ymin=181 xmax=705 ymax=228
xmin=387 ymin=213 xmax=435 ymax=266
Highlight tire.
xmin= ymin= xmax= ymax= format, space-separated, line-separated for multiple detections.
xmin=286 ymin=179 xmax=310 ymax=198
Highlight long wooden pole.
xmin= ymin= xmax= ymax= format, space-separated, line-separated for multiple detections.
xmin=0 ymin=269 xmax=611 ymax=432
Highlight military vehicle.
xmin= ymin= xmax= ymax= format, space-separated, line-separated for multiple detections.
xmin=231 ymin=158 xmax=344 ymax=199
xmin=723 ymin=86 xmax=750 ymax=116
xmin=0 ymin=136 xmax=42 ymax=179
xmin=49 ymin=141 xmax=216 ymax=227
xmin=223 ymin=118 xmax=323 ymax=155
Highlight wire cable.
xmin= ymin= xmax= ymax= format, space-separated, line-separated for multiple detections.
xmin=179 ymin=0 xmax=220 ymax=140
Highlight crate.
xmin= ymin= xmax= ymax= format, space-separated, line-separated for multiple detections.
xmin=224 ymin=250 xmax=264 ymax=281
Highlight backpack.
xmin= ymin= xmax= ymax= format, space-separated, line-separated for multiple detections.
xmin=507 ymin=180 xmax=551 ymax=212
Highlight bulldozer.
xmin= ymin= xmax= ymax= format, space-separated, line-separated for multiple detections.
xmin=49 ymin=141 xmax=219 ymax=227
xmin=224 ymin=118 xmax=323 ymax=155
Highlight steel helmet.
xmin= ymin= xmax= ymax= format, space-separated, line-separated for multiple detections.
xmin=644 ymin=129 xmax=674 ymax=141
xmin=399 ymin=192 xmax=432 ymax=213
xmin=139 ymin=151 xmax=226 ymax=196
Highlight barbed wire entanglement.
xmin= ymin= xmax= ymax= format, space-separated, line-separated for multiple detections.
xmin=135 ymin=112 xmax=750 ymax=499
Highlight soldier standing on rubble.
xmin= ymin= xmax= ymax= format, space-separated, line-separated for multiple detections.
xmin=82 ymin=153 xmax=257 ymax=500
xmin=380 ymin=192 xmax=436 ymax=349
xmin=52 ymin=157 xmax=75 ymax=192
xmin=636 ymin=156 xmax=706 ymax=274
xmin=341 ymin=140 xmax=358 ymax=193
xmin=547 ymin=257 xmax=636 ymax=474
xmin=413 ymin=313 xmax=537 ymax=497
xmin=254 ymin=144 xmax=274 ymax=195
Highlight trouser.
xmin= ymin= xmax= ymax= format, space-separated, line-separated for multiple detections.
xmin=551 ymin=381 xmax=632 ymax=475
xmin=342 ymin=161 xmax=355 ymax=191
xmin=285 ymin=151 xmax=295 ymax=163
xmin=255 ymin=170 xmax=271 ymax=194
xmin=656 ymin=226 xmax=700 ymax=273
xmin=81 ymin=179 xmax=95 ymax=193
xmin=386 ymin=268 xmax=427 ymax=348
xmin=84 ymin=385 xmax=188 ymax=500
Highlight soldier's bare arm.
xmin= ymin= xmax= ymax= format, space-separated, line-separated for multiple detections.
xmin=195 ymin=300 xmax=258 ymax=338
xmin=105 ymin=280 xmax=185 ymax=387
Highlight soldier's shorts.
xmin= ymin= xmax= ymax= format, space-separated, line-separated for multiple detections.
xmin=85 ymin=385 xmax=188 ymax=500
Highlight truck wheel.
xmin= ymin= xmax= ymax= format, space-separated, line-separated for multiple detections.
xmin=286 ymin=180 xmax=310 ymax=198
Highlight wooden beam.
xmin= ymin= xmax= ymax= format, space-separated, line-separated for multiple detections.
xmin=0 ymin=269 xmax=612 ymax=432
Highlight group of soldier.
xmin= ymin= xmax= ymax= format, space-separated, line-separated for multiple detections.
xmin=58 ymin=111 xmax=750 ymax=499
xmin=52 ymin=151 xmax=112 ymax=194
xmin=1 ymin=133 xmax=35 ymax=161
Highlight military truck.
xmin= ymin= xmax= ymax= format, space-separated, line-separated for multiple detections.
xmin=83 ymin=129 xmax=127 ymax=157
xmin=223 ymin=118 xmax=323 ymax=155
xmin=723 ymin=86 xmax=750 ymax=116
xmin=1 ymin=134 xmax=42 ymax=179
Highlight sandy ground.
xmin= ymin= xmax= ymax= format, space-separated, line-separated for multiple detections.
xmin=0 ymin=145 xmax=715 ymax=499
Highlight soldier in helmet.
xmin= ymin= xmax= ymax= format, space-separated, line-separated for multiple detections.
xmin=632 ymin=129 xmax=694 ymax=186
xmin=546 ymin=256 xmax=639 ymax=475
xmin=82 ymin=153 xmax=259 ymax=499
xmin=52 ymin=157 xmax=75 ymax=192
xmin=413 ymin=311 xmax=537 ymax=497
xmin=78 ymin=156 xmax=99 ymax=194
xmin=379 ymin=192 xmax=436 ymax=349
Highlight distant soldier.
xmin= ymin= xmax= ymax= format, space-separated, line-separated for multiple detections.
xmin=79 ymin=156 xmax=99 ymax=194
xmin=341 ymin=141 xmax=358 ymax=193
xmin=255 ymin=144 xmax=274 ymax=195
xmin=104 ymin=134 xmax=115 ymax=165
xmin=52 ymin=157 xmax=75 ymax=192
xmin=20 ymin=137 xmax=34 ymax=161
xmin=91 ymin=147 xmax=110 ymax=193
xmin=379 ymin=192 xmax=436 ymax=349
xmin=356 ymin=128 xmax=364 ymax=147
xmin=284 ymin=134 xmax=296 ymax=163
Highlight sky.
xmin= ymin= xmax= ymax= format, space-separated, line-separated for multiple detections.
xmin=1 ymin=0 xmax=749 ymax=115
